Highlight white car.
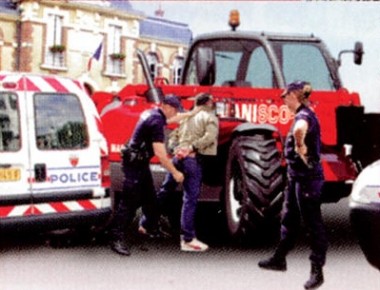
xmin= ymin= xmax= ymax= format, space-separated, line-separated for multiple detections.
xmin=349 ymin=159 xmax=380 ymax=270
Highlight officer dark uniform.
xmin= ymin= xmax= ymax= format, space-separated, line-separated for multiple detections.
xmin=110 ymin=95 xmax=184 ymax=256
xmin=258 ymin=81 xmax=327 ymax=290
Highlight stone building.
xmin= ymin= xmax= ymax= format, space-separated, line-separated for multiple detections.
xmin=0 ymin=0 xmax=192 ymax=94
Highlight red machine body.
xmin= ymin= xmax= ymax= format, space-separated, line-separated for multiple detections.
xmin=92 ymin=23 xmax=376 ymax=238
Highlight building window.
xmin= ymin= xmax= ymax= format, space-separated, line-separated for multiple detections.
xmin=172 ymin=56 xmax=184 ymax=84
xmin=45 ymin=13 xmax=65 ymax=68
xmin=106 ymin=24 xmax=124 ymax=75
xmin=147 ymin=52 xmax=158 ymax=80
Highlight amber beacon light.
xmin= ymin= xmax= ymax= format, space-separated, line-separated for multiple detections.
xmin=229 ymin=10 xmax=240 ymax=31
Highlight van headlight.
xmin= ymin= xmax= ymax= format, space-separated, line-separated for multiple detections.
xmin=350 ymin=160 xmax=380 ymax=204
xmin=350 ymin=183 xmax=379 ymax=204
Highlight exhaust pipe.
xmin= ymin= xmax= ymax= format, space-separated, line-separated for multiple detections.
xmin=136 ymin=49 xmax=164 ymax=104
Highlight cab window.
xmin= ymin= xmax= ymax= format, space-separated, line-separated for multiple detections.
xmin=273 ymin=42 xmax=334 ymax=90
xmin=184 ymin=39 xmax=275 ymax=88
xmin=246 ymin=46 xmax=273 ymax=88
xmin=34 ymin=94 xmax=88 ymax=150
xmin=0 ymin=93 xmax=20 ymax=152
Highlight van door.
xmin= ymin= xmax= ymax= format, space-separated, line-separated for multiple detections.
xmin=28 ymin=91 xmax=103 ymax=215
xmin=0 ymin=91 xmax=31 ymax=218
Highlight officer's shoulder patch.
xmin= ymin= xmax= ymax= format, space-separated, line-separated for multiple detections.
xmin=141 ymin=110 xmax=152 ymax=121
xmin=298 ymin=111 xmax=310 ymax=118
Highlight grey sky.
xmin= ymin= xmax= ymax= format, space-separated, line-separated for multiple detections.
xmin=131 ymin=1 xmax=380 ymax=112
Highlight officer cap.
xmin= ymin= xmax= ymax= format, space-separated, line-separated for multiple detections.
xmin=162 ymin=94 xmax=184 ymax=112
xmin=281 ymin=81 xmax=312 ymax=99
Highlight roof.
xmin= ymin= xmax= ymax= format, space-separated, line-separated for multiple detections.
xmin=108 ymin=0 xmax=144 ymax=16
xmin=0 ymin=72 xmax=85 ymax=94
xmin=109 ymin=0 xmax=133 ymax=11
xmin=0 ymin=0 xmax=192 ymax=45
xmin=140 ymin=16 xmax=192 ymax=45
xmin=0 ymin=0 xmax=18 ymax=15
xmin=192 ymin=30 xmax=321 ymax=44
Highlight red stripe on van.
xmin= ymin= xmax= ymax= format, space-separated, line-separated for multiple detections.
xmin=0 ymin=206 xmax=14 ymax=217
xmin=78 ymin=200 xmax=97 ymax=210
xmin=33 ymin=206 xmax=43 ymax=215
xmin=44 ymin=77 xmax=70 ymax=93
xmin=73 ymin=80 xmax=84 ymax=90
xmin=50 ymin=202 xmax=70 ymax=213
xmin=24 ymin=206 xmax=34 ymax=216
xmin=20 ymin=77 xmax=41 ymax=91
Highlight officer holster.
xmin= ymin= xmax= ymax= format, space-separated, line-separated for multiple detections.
xmin=121 ymin=143 xmax=150 ymax=165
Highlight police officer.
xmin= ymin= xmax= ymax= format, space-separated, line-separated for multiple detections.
xmin=110 ymin=95 xmax=185 ymax=256
xmin=258 ymin=81 xmax=327 ymax=290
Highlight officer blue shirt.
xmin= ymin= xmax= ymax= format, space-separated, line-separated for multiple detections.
xmin=284 ymin=104 xmax=324 ymax=179
xmin=129 ymin=108 xmax=166 ymax=159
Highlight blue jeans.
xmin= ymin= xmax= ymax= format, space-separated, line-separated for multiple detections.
xmin=158 ymin=156 xmax=202 ymax=242
xmin=276 ymin=175 xmax=328 ymax=266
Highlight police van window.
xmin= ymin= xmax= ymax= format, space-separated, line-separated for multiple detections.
xmin=34 ymin=94 xmax=88 ymax=150
xmin=0 ymin=93 xmax=21 ymax=152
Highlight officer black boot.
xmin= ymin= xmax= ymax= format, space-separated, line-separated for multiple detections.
xmin=110 ymin=239 xmax=131 ymax=256
xmin=304 ymin=263 xmax=324 ymax=289
xmin=258 ymin=254 xmax=287 ymax=271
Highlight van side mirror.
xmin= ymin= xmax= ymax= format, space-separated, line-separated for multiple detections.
xmin=354 ymin=41 xmax=364 ymax=65
xmin=337 ymin=41 xmax=364 ymax=66
xmin=195 ymin=47 xmax=215 ymax=85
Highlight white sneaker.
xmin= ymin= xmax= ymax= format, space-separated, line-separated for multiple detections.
xmin=181 ymin=238 xmax=209 ymax=252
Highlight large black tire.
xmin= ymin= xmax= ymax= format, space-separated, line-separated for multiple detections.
xmin=224 ymin=134 xmax=284 ymax=238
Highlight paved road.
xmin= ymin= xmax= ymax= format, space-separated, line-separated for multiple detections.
xmin=0 ymin=198 xmax=379 ymax=290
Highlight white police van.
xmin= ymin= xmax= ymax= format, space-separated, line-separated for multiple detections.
xmin=0 ymin=72 xmax=111 ymax=232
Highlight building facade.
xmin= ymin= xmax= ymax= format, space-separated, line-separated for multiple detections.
xmin=0 ymin=0 xmax=192 ymax=94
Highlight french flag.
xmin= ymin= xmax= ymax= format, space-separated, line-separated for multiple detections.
xmin=87 ymin=41 xmax=103 ymax=71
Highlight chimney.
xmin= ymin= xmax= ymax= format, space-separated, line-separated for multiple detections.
xmin=154 ymin=2 xmax=164 ymax=17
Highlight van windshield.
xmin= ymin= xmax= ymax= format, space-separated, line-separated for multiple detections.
xmin=0 ymin=93 xmax=20 ymax=152
xmin=34 ymin=93 xmax=88 ymax=150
